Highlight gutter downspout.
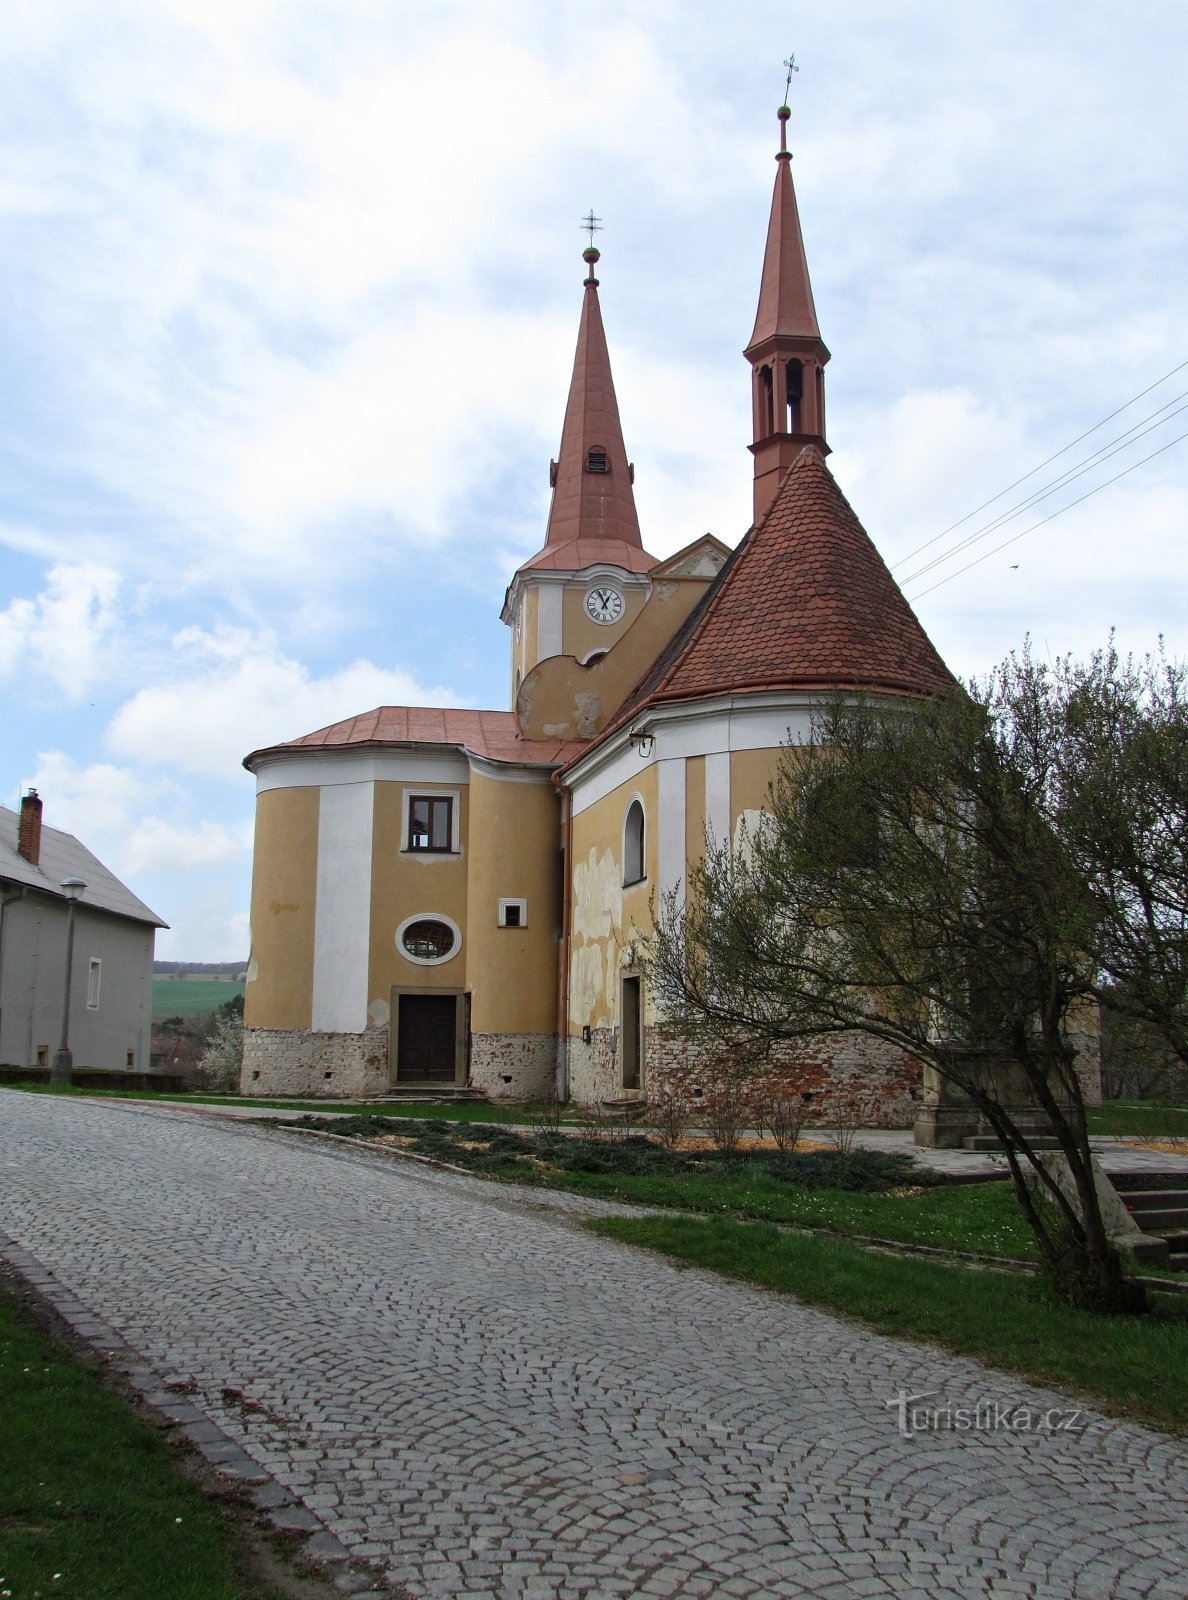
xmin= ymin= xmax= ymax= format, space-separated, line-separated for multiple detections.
xmin=553 ymin=774 xmax=573 ymax=1102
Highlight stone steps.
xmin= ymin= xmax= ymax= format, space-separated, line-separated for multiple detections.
xmin=1116 ymin=1182 xmax=1188 ymax=1272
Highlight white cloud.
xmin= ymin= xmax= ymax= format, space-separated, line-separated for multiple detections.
xmin=105 ymin=624 xmax=469 ymax=776
xmin=0 ymin=565 xmax=122 ymax=697
xmin=26 ymin=751 xmax=172 ymax=844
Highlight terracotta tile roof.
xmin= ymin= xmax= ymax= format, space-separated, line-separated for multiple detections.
xmin=568 ymin=446 xmax=955 ymax=770
xmin=518 ymin=537 xmax=657 ymax=575
xmin=244 ymin=707 xmax=582 ymax=772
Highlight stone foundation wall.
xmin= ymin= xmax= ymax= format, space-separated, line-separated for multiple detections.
xmin=241 ymin=1027 xmax=390 ymax=1098
xmin=566 ymin=1027 xmax=622 ymax=1106
xmin=470 ymin=1034 xmax=557 ymax=1101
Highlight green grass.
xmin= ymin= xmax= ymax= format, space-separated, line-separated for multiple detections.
xmin=0 ymin=1283 xmax=287 ymax=1598
xmin=1086 ymin=1099 xmax=1188 ymax=1138
xmin=589 ymin=1214 xmax=1188 ymax=1435
xmin=152 ymin=978 xmax=244 ymax=1020
xmin=290 ymin=1116 xmax=1040 ymax=1259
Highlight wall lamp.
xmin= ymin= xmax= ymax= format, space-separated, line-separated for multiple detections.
xmin=629 ymin=728 xmax=654 ymax=758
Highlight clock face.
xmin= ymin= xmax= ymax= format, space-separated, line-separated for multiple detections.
xmin=585 ymin=585 xmax=624 ymax=625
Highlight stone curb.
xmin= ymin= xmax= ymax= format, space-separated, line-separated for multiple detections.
xmin=0 ymin=1231 xmax=398 ymax=1598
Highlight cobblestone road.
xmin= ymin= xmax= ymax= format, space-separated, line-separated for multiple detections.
xmin=2 ymin=1093 xmax=1186 ymax=1600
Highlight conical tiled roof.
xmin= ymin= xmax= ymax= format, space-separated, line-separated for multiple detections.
xmin=587 ymin=447 xmax=953 ymax=746
xmin=519 ymin=256 xmax=655 ymax=575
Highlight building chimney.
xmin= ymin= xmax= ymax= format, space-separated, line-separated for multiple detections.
xmin=18 ymin=789 xmax=42 ymax=865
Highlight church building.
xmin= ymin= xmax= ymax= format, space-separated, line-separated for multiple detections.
xmin=241 ymin=106 xmax=953 ymax=1117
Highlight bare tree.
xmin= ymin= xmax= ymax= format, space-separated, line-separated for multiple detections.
xmin=647 ymin=658 xmax=1184 ymax=1313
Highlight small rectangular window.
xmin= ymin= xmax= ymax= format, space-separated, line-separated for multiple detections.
xmin=87 ymin=958 xmax=102 ymax=1010
xmin=498 ymin=898 xmax=527 ymax=928
xmin=409 ymin=795 xmax=453 ymax=852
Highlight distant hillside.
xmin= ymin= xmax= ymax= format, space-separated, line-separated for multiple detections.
xmin=153 ymin=960 xmax=248 ymax=976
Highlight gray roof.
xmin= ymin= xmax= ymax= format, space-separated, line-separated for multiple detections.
xmin=0 ymin=807 xmax=167 ymax=928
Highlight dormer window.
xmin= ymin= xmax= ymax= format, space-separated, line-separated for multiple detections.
xmin=586 ymin=447 xmax=609 ymax=473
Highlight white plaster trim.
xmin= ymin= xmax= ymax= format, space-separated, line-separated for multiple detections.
xmin=537 ymin=584 xmax=563 ymax=661
xmin=396 ymin=912 xmax=463 ymax=966
xmin=497 ymin=897 xmax=528 ymax=928
xmin=254 ymin=748 xmax=470 ymax=792
xmin=657 ymin=758 xmax=685 ymax=910
xmin=705 ymin=752 xmax=731 ymax=850
xmin=565 ymin=690 xmax=838 ymax=808
xmin=401 ymin=787 xmax=462 ymax=855
xmin=466 ymin=755 xmax=556 ymax=785
xmin=312 ymin=781 xmax=373 ymax=1032
xmin=569 ymin=733 xmax=649 ymax=817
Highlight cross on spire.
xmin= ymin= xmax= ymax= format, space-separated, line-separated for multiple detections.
xmin=783 ymin=53 xmax=799 ymax=104
xmin=580 ymin=210 xmax=603 ymax=249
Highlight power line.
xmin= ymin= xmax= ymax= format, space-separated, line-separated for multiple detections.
xmin=899 ymin=391 xmax=1188 ymax=586
xmin=905 ymin=425 xmax=1188 ymax=602
xmin=891 ymin=356 xmax=1188 ymax=571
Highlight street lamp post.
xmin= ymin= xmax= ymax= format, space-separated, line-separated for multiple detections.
xmin=51 ymin=877 xmax=87 ymax=1087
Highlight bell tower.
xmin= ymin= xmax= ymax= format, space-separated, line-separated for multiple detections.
xmin=745 ymin=103 xmax=831 ymax=525
xmin=502 ymin=239 xmax=656 ymax=710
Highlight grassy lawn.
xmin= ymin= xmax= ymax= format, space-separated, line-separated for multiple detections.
xmin=1087 ymin=1099 xmax=1188 ymax=1138
xmin=288 ymin=1116 xmax=1040 ymax=1259
xmin=588 ymin=1214 xmax=1188 ymax=1436
xmin=152 ymin=978 xmax=244 ymax=1020
xmin=0 ymin=1280 xmax=310 ymax=1599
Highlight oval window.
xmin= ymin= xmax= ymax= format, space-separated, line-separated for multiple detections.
xmin=401 ymin=918 xmax=456 ymax=962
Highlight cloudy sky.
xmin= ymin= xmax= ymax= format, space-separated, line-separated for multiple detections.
xmin=2 ymin=0 xmax=1186 ymax=957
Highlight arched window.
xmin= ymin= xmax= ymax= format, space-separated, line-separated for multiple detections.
xmin=623 ymin=799 xmax=645 ymax=886
xmin=786 ymin=358 xmax=803 ymax=432
xmin=758 ymin=364 xmax=774 ymax=436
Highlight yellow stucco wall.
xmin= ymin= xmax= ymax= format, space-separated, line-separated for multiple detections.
xmin=466 ymin=768 xmax=561 ymax=1034
xmin=561 ymin=582 xmax=645 ymax=664
xmin=369 ymin=781 xmax=470 ymax=1002
xmin=568 ymin=762 xmax=658 ymax=1030
xmin=729 ymin=746 xmax=782 ymax=830
xmin=517 ymin=579 xmax=711 ymax=742
xmin=244 ymin=786 xmax=318 ymax=1030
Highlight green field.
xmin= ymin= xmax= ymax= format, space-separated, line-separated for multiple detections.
xmin=152 ymin=978 xmax=244 ymax=1020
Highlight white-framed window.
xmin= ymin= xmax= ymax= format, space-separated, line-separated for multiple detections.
xmin=396 ymin=913 xmax=462 ymax=966
xmin=623 ymin=797 xmax=646 ymax=886
xmin=401 ymin=788 xmax=462 ymax=855
xmin=86 ymin=958 xmax=101 ymax=1010
xmin=498 ymin=898 xmax=527 ymax=928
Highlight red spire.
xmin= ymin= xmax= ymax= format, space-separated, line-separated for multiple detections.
xmin=745 ymin=105 xmax=831 ymax=526
xmin=520 ymin=247 xmax=654 ymax=575
xmin=747 ymin=106 xmax=822 ymax=348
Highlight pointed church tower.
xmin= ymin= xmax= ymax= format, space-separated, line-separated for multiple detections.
xmin=503 ymin=243 xmax=657 ymax=707
xmin=746 ymin=103 xmax=831 ymax=525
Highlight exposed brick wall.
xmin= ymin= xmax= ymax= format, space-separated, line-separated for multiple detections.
xmin=241 ymin=1027 xmax=390 ymax=1098
xmin=644 ymin=1026 xmax=921 ymax=1129
xmin=566 ymin=1023 xmax=921 ymax=1126
xmin=471 ymin=1034 xmax=557 ymax=1101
